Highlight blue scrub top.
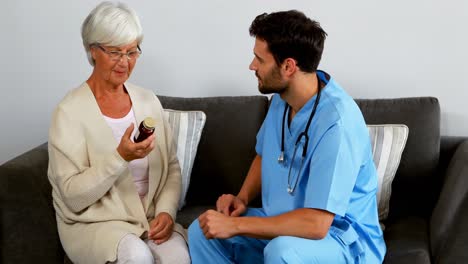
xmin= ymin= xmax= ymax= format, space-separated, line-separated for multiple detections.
xmin=255 ymin=71 xmax=386 ymax=262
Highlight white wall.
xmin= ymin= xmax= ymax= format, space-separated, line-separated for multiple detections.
xmin=1 ymin=0 xmax=467 ymax=164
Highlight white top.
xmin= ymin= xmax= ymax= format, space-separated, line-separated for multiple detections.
xmin=48 ymin=82 xmax=183 ymax=263
xmin=103 ymin=108 xmax=149 ymax=199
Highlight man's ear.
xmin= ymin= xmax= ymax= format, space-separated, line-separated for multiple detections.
xmin=282 ymin=58 xmax=298 ymax=77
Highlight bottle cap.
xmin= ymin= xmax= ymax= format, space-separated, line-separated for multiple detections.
xmin=142 ymin=117 xmax=156 ymax=129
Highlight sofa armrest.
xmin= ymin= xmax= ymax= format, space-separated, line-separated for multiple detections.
xmin=430 ymin=140 xmax=468 ymax=262
xmin=0 ymin=143 xmax=64 ymax=263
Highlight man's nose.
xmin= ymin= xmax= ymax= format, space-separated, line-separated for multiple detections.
xmin=249 ymin=60 xmax=256 ymax=71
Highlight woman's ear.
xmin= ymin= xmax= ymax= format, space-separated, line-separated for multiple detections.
xmin=90 ymin=46 xmax=97 ymax=61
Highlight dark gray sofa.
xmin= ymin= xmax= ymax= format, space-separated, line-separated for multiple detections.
xmin=1 ymin=95 xmax=467 ymax=264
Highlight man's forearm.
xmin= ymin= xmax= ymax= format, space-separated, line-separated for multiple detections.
xmin=237 ymin=155 xmax=262 ymax=205
xmin=234 ymin=208 xmax=334 ymax=240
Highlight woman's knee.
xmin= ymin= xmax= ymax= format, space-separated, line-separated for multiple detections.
xmin=115 ymin=234 xmax=154 ymax=264
xmin=148 ymin=232 xmax=190 ymax=264
xmin=124 ymin=250 xmax=154 ymax=264
xmin=157 ymin=245 xmax=190 ymax=264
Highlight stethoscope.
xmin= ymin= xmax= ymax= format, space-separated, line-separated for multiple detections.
xmin=278 ymin=76 xmax=322 ymax=195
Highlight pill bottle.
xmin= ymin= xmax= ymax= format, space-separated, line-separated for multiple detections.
xmin=134 ymin=117 xmax=156 ymax=143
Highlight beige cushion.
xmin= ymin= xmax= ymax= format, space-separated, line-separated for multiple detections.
xmin=368 ymin=124 xmax=409 ymax=222
xmin=164 ymin=109 xmax=206 ymax=210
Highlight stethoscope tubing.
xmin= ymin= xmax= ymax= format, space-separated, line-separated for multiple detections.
xmin=278 ymin=75 xmax=322 ymax=194
xmin=279 ymin=76 xmax=322 ymax=160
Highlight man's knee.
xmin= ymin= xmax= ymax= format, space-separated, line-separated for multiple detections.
xmin=264 ymin=237 xmax=292 ymax=261
xmin=264 ymin=235 xmax=351 ymax=264
xmin=188 ymin=219 xmax=204 ymax=242
xmin=264 ymin=236 xmax=305 ymax=263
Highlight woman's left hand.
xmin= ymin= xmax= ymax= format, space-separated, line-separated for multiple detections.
xmin=148 ymin=212 xmax=174 ymax=244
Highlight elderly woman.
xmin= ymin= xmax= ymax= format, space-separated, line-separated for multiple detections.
xmin=47 ymin=2 xmax=190 ymax=263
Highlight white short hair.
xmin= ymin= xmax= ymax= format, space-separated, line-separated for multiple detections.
xmin=81 ymin=1 xmax=143 ymax=66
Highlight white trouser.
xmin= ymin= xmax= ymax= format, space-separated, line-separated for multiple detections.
xmin=109 ymin=232 xmax=190 ymax=264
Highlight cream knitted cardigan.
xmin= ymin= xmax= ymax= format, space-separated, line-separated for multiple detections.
xmin=48 ymin=82 xmax=184 ymax=263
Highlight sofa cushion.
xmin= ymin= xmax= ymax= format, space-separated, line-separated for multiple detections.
xmin=164 ymin=109 xmax=206 ymax=210
xmin=430 ymin=140 xmax=468 ymax=262
xmin=356 ymin=97 xmax=440 ymax=220
xmin=383 ymin=216 xmax=431 ymax=264
xmin=0 ymin=143 xmax=65 ymax=263
xmin=158 ymin=96 xmax=269 ymax=207
xmin=368 ymin=124 xmax=409 ymax=222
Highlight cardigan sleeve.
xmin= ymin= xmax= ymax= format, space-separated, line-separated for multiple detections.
xmin=152 ymin=95 xmax=182 ymax=220
xmin=48 ymin=106 xmax=129 ymax=213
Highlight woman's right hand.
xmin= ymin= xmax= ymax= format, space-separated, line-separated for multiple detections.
xmin=117 ymin=123 xmax=155 ymax=161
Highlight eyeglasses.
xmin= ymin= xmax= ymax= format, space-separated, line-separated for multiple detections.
xmin=96 ymin=45 xmax=142 ymax=61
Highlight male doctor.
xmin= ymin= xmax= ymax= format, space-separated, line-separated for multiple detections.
xmin=188 ymin=10 xmax=386 ymax=263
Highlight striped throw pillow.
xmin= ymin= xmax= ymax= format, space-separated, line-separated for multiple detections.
xmin=164 ymin=109 xmax=206 ymax=210
xmin=368 ymin=124 xmax=409 ymax=222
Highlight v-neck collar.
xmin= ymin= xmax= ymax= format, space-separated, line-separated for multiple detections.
xmin=284 ymin=70 xmax=330 ymax=137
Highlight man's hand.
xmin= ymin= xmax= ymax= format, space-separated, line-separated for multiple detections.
xmin=216 ymin=194 xmax=247 ymax=216
xmin=148 ymin=212 xmax=174 ymax=244
xmin=117 ymin=123 xmax=155 ymax=161
xmin=198 ymin=209 xmax=239 ymax=239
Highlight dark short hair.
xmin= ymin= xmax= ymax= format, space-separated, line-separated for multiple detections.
xmin=249 ymin=10 xmax=327 ymax=73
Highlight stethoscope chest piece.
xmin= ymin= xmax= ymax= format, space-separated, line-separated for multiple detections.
xmin=278 ymin=151 xmax=285 ymax=163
